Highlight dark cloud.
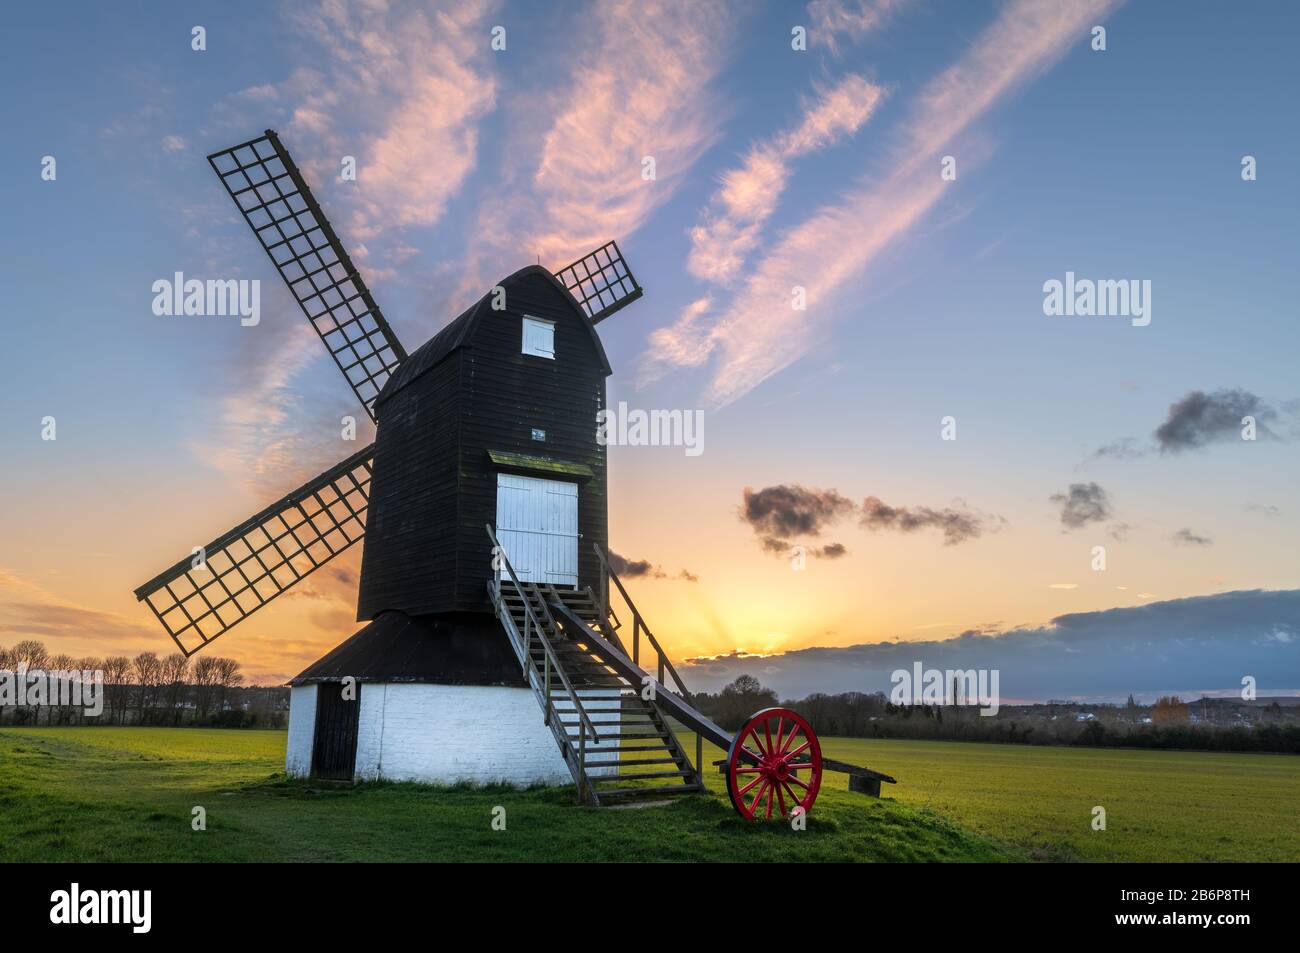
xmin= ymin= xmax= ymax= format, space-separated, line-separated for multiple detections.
xmin=1091 ymin=438 xmax=1144 ymax=461
xmin=1050 ymin=482 xmax=1111 ymax=529
xmin=608 ymin=550 xmax=698 ymax=582
xmin=1155 ymin=388 xmax=1277 ymax=453
xmin=860 ymin=496 xmax=992 ymax=545
xmin=606 ymin=550 xmax=663 ymax=579
xmin=327 ymin=566 xmax=359 ymax=588
xmin=742 ymin=486 xmax=1000 ymax=553
xmin=1245 ymin=503 xmax=1281 ymax=517
xmin=680 ymin=589 xmax=1300 ymax=701
xmin=1088 ymin=388 xmax=1295 ymax=462
xmin=1170 ymin=528 xmax=1213 ymax=547
xmin=758 ymin=537 xmax=847 ymax=559
xmin=740 ymin=485 xmax=855 ymax=539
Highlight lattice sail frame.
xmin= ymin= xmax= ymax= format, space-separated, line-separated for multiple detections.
xmin=553 ymin=240 xmax=643 ymax=325
xmin=208 ymin=131 xmax=407 ymax=420
xmin=133 ymin=446 xmax=374 ymax=656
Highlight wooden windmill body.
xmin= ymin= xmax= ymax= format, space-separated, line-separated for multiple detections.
xmin=135 ymin=131 xmax=672 ymax=792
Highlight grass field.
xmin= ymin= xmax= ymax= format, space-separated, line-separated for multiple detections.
xmin=0 ymin=727 xmax=1294 ymax=862
xmin=723 ymin=733 xmax=1300 ymax=862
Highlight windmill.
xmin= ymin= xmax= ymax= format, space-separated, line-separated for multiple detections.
xmin=134 ymin=130 xmax=640 ymax=658
xmin=133 ymin=130 xmax=893 ymax=815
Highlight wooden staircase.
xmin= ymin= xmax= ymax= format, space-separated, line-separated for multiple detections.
xmin=487 ymin=529 xmax=705 ymax=806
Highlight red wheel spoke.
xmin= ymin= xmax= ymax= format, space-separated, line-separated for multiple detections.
xmin=780 ymin=780 xmax=801 ymax=810
xmin=726 ymin=707 xmax=822 ymax=823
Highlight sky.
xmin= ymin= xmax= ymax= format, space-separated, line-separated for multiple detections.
xmin=1 ymin=0 xmax=1297 ymax=701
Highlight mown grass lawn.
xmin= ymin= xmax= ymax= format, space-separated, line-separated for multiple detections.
xmin=1 ymin=727 xmax=1293 ymax=862
xmin=0 ymin=727 xmax=1012 ymax=862
xmin=717 ymin=734 xmax=1299 ymax=862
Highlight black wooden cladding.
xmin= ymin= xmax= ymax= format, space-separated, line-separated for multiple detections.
xmin=357 ymin=267 xmax=610 ymax=621
xmin=311 ymin=682 xmax=361 ymax=781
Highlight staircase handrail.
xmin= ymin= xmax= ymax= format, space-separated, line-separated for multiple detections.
xmin=594 ymin=542 xmax=692 ymax=698
xmin=486 ymin=523 xmax=600 ymax=744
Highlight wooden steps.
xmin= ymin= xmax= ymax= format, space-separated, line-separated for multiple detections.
xmin=489 ymin=577 xmax=703 ymax=807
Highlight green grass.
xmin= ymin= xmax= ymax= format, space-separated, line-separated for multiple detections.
xmin=670 ymin=730 xmax=1299 ymax=862
xmin=2 ymin=727 xmax=1294 ymax=862
xmin=0 ymin=727 xmax=1012 ymax=862
xmin=850 ymin=736 xmax=1300 ymax=862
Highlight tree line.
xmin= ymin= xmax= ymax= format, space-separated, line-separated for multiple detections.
xmin=0 ymin=640 xmax=286 ymax=728
xmin=690 ymin=676 xmax=1300 ymax=755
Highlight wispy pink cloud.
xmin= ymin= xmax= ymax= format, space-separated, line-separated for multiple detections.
xmin=808 ymin=0 xmax=915 ymax=52
xmin=282 ymin=0 xmax=499 ymax=243
xmin=652 ymin=0 xmax=1124 ymax=407
xmin=197 ymin=0 xmax=499 ymax=495
xmin=458 ymin=0 xmax=739 ymax=301
xmin=687 ymin=74 xmax=886 ymax=286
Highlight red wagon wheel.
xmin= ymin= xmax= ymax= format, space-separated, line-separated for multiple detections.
xmin=726 ymin=707 xmax=823 ymax=821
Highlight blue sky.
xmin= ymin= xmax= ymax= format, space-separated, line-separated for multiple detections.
xmin=1 ymin=0 xmax=1297 ymax=698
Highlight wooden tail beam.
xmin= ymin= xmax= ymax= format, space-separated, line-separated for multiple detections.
xmin=548 ymin=601 xmax=897 ymax=788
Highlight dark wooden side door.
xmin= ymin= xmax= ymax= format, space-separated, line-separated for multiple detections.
xmin=311 ymin=682 xmax=361 ymax=780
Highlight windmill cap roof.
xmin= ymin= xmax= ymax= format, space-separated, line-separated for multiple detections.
xmin=291 ymin=610 xmax=523 ymax=686
xmin=376 ymin=265 xmax=611 ymax=407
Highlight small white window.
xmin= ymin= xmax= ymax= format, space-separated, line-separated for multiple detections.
xmin=521 ymin=316 xmax=555 ymax=359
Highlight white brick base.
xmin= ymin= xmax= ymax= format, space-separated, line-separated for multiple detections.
xmin=286 ymin=682 xmax=622 ymax=786
xmin=285 ymin=684 xmax=317 ymax=777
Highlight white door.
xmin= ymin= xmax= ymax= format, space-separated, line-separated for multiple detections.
xmin=495 ymin=473 xmax=579 ymax=586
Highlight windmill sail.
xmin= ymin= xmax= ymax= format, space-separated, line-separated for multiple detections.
xmin=133 ymin=446 xmax=374 ymax=656
xmin=208 ymin=131 xmax=406 ymax=420
xmin=552 ymin=240 xmax=643 ymax=325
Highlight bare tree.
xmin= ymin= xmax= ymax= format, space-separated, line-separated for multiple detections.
xmin=48 ymin=654 xmax=75 ymax=725
xmin=11 ymin=640 xmax=49 ymax=669
xmin=71 ymin=657 xmax=105 ymax=726
xmin=192 ymin=656 xmax=220 ymax=721
xmin=11 ymin=641 xmax=50 ymax=724
xmin=161 ymin=653 xmax=190 ymax=725
xmin=133 ymin=652 xmax=162 ymax=725
xmin=103 ymin=656 xmax=131 ymax=724
xmin=213 ymin=657 xmax=244 ymax=715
